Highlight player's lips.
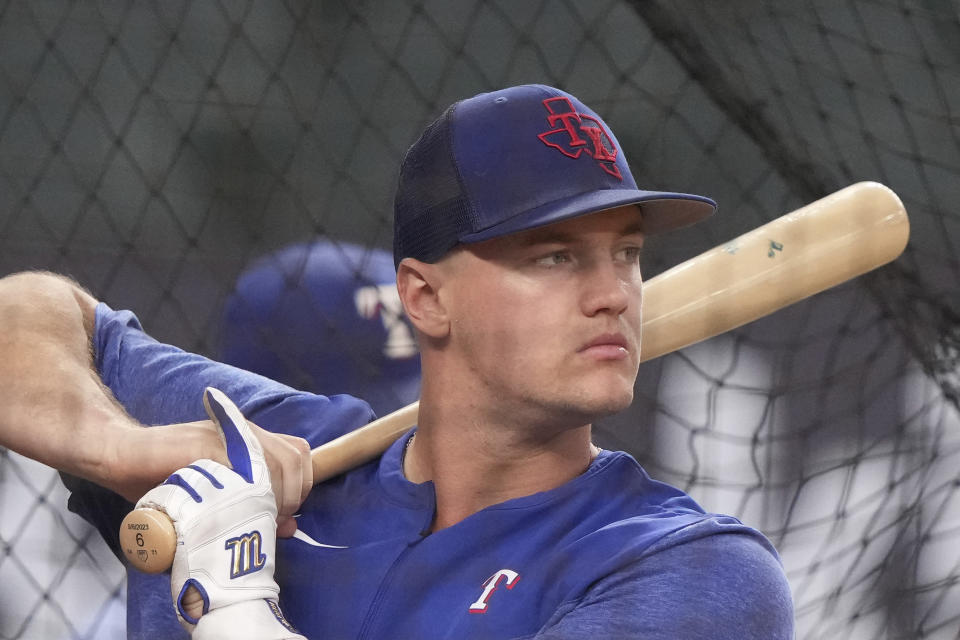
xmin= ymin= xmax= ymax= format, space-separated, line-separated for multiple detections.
xmin=578 ymin=333 xmax=631 ymax=360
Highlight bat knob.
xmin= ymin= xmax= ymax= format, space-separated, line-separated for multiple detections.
xmin=119 ymin=508 xmax=177 ymax=574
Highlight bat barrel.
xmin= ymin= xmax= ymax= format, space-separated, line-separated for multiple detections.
xmin=639 ymin=182 xmax=909 ymax=361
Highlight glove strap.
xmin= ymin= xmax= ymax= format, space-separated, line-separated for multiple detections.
xmin=192 ymin=599 xmax=307 ymax=640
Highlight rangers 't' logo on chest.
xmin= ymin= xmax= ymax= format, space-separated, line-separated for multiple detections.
xmin=468 ymin=569 xmax=521 ymax=614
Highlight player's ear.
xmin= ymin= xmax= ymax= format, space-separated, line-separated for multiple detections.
xmin=396 ymin=257 xmax=449 ymax=339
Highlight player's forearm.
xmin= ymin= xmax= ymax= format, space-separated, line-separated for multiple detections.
xmin=0 ymin=271 xmax=167 ymax=493
xmin=0 ymin=271 xmax=248 ymax=502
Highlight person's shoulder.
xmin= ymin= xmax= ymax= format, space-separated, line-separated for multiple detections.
xmin=639 ymin=530 xmax=795 ymax=638
xmin=580 ymin=452 xmax=793 ymax=611
xmin=539 ymin=530 xmax=794 ymax=640
xmin=592 ymin=452 xmax=787 ymax=573
xmin=553 ymin=451 xmax=769 ymax=570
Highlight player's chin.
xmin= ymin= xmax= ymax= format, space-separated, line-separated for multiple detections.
xmin=572 ymin=376 xmax=635 ymax=415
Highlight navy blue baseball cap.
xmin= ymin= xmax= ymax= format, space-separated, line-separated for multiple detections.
xmin=394 ymin=84 xmax=716 ymax=267
xmin=219 ymin=240 xmax=421 ymax=417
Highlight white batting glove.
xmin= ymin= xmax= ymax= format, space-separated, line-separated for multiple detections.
xmin=135 ymin=387 xmax=306 ymax=640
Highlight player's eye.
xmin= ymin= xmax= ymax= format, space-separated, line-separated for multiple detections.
xmin=615 ymin=246 xmax=643 ymax=264
xmin=535 ymin=251 xmax=572 ymax=267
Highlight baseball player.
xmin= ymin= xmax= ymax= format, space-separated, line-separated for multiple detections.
xmin=0 ymin=84 xmax=794 ymax=638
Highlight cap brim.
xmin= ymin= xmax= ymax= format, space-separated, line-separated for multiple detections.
xmin=459 ymin=189 xmax=716 ymax=244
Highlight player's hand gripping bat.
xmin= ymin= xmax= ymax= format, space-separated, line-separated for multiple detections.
xmin=119 ymin=181 xmax=910 ymax=574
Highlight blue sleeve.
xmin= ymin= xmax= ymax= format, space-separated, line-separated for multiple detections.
xmin=530 ymin=532 xmax=795 ymax=639
xmin=65 ymin=302 xmax=380 ymax=539
xmin=93 ymin=302 xmax=376 ymax=443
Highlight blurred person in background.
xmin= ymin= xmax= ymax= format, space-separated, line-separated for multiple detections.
xmin=219 ymin=239 xmax=420 ymax=417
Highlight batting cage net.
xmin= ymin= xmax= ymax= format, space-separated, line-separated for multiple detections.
xmin=0 ymin=1 xmax=958 ymax=638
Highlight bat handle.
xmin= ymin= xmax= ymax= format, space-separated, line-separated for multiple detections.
xmin=119 ymin=401 xmax=421 ymax=574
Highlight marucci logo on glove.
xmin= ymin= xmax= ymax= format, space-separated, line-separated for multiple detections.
xmin=537 ymin=96 xmax=621 ymax=180
xmin=226 ymin=531 xmax=268 ymax=578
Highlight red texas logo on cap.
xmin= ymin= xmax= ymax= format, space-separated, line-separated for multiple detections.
xmin=537 ymin=97 xmax=622 ymax=180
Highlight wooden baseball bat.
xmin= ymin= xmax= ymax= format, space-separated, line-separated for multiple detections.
xmin=119 ymin=180 xmax=909 ymax=573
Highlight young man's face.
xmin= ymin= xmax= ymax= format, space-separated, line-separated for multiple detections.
xmin=440 ymin=205 xmax=645 ymax=426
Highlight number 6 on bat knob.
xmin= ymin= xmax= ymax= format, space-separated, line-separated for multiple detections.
xmin=120 ymin=506 xmax=177 ymax=573
xmin=119 ymin=181 xmax=909 ymax=575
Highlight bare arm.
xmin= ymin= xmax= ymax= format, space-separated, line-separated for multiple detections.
xmin=0 ymin=271 xmax=310 ymax=524
xmin=0 ymin=271 xmax=152 ymax=491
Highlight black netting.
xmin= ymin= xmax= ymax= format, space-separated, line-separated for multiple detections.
xmin=1 ymin=1 xmax=958 ymax=638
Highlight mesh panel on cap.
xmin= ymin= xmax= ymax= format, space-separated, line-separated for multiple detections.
xmin=393 ymin=103 xmax=474 ymax=266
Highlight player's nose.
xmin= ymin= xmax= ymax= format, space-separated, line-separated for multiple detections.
xmin=579 ymin=259 xmax=634 ymax=317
